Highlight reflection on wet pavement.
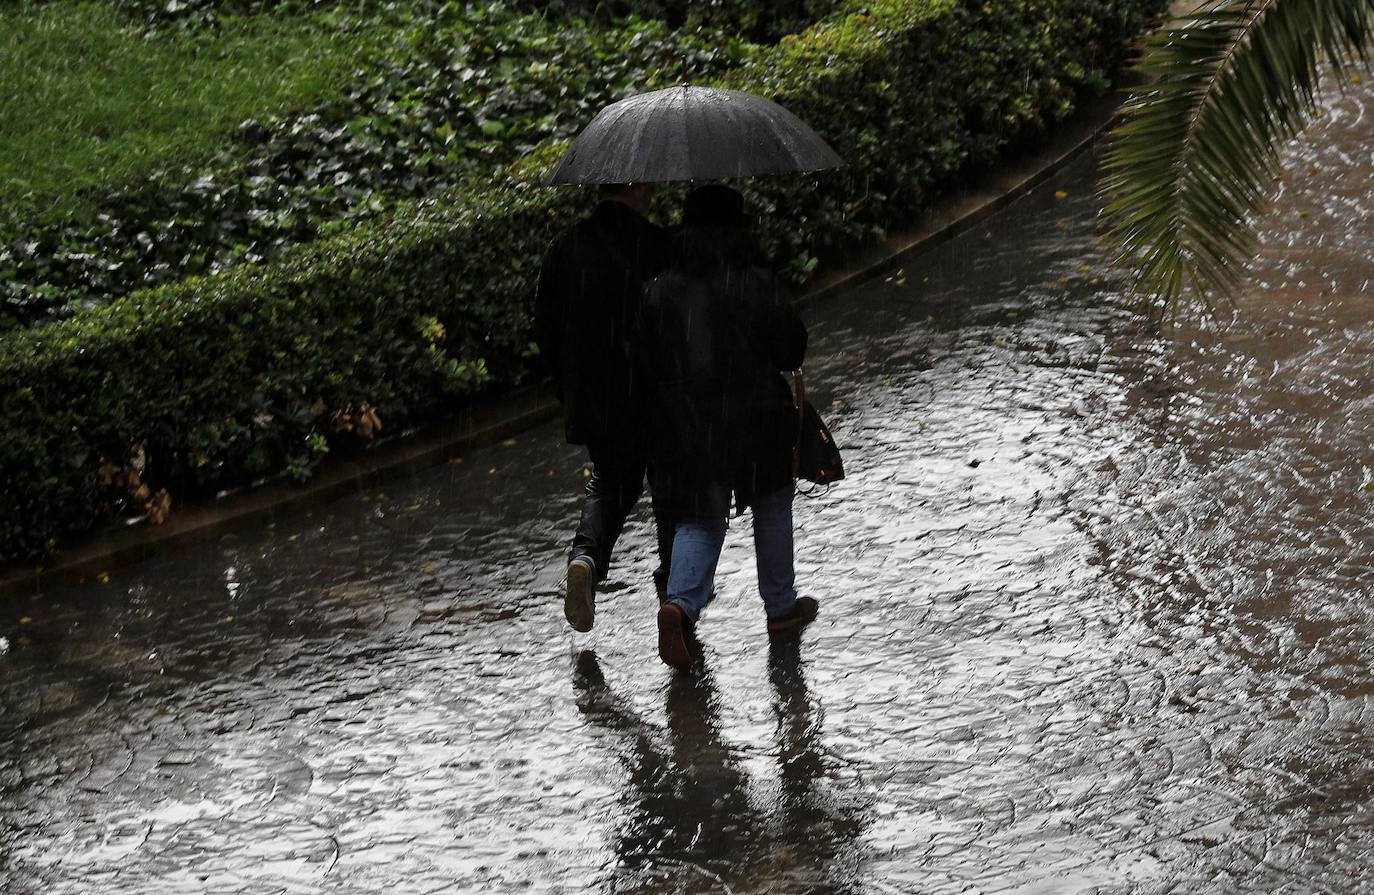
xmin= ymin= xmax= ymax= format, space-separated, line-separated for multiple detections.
xmin=3 ymin=82 xmax=1373 ymax=893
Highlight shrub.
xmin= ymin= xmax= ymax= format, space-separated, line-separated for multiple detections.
xmin=0 ymin=0 xmax=1164 ymax=562
xmin=732 ymin=0 xmax=1164 ymax=271
xmin=517 ymin=0 xmax=841 ymax=43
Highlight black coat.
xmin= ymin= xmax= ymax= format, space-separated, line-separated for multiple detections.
xmin=534 ymin=200 xmax=669 ymax=445
xmin=636 ymin=226 xmax=807 ymax=519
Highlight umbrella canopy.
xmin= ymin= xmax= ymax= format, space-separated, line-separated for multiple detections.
xmin=545 ymin=86 xmax=845 ymax=185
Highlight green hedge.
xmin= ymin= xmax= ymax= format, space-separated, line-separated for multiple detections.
xmin=0 ymin=0 xmax=1163 ymax=562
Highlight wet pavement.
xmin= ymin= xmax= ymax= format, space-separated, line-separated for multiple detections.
xmin=3 ymin=85 xmax=1374 ymax=894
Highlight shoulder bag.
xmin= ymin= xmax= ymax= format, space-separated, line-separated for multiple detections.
xmin=791 ymin=370 xmax=845 ymax=487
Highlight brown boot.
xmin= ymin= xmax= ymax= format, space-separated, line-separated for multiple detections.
xmin=766 ymin=596 xmax=819 ymax=638
xmin=564 ymin=557 xmax=596 ymax=633
xmin=657 ymin=602 xmax=693 ymax=671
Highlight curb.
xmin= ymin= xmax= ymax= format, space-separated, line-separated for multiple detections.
xmin=0 ymin=91 xmax=1120 ymax=597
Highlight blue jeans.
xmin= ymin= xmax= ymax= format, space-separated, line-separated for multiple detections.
xmin=666 ymin=486 xmax=798 ymax=622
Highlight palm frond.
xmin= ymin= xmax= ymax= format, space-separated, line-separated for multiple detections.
xmin=1101 ymin=0 xmax=1374 ymax=322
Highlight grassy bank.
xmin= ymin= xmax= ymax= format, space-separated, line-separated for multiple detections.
xmin=0 ymin=1 xmax=378 ymax=224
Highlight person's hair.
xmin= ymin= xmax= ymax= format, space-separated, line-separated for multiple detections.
xmin=671 ymin=185 xmax=765 ymax=273
xmin=598 ymin=182 xmax=638 ymax=197
xmin=682 ymin=184 xmax=748 ymax=229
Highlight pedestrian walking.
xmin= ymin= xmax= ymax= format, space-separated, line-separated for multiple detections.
xmin=635 ymin=185 xmax=819 ymax=671
xmin=534 ymin=183 xmax=674 ymax=633
xmin=538 ymin=85 xmax=843 ymax=645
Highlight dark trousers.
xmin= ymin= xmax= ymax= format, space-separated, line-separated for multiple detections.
xmin=569 ymin=439 xmax=673 ymax=595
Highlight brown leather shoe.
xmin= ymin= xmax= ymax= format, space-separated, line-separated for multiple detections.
xmin=766 ymin=596 xmax=819 ymax=638
xmin=657 ymin=602 xmax=693 ymax=671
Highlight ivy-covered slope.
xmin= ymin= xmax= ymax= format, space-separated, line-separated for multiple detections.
xmin=0 ymin=0 xmax=1164 ymax=562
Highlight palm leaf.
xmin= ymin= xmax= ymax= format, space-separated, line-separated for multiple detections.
xmin=1101 ymin=0 xmax=1374 ymax=322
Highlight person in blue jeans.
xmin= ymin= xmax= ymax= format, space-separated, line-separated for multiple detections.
xmin=636 ymin=185 xmax=819 ymax=671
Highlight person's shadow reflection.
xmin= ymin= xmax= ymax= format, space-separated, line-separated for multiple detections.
xmin=573 ymin=641 xmax=867 ymax=892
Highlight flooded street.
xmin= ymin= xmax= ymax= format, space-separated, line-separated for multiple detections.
xmin=3 ymin=86 xmax=1373 ymax=893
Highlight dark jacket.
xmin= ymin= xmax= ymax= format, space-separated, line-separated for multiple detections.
xmin=534 ymin=200 xmax=669 ymax=446
xmin=636 ymin=226 xmax=807 ymax=519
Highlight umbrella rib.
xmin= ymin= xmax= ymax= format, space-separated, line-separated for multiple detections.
xmin=724 ymin=91 xmax=750 ymax=179
xmin=624 ymin=94 xmax=660 ymax=183
xmin=677 ymin=86 xmax=693 ymax=184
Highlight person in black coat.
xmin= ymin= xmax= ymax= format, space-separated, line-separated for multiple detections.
xmin=635 ymin=185 xmax=819 ymax=670
xmin=534 ymin=183 xmax=673 ymax=633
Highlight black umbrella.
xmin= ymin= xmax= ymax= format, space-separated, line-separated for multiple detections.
xmin=545 ymin=85 xmax=845 ymax=185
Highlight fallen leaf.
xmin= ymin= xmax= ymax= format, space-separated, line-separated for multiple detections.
xmin=1054 ymin=190 xmax=1068 ymax=200
xmin=146 ymin=489 xmax=171 ymax=525
xmin=98 ymin=572 xmax=111 ymax=584
xmin=18 ymin=616 xmax=31 ymax=625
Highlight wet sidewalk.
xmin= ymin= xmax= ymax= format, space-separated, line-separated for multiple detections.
xmin=3 ymin=88 xmax=1374 ymax=892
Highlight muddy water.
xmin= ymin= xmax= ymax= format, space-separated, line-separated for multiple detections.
xmin=2 ymin=92 xmax=1372 ymax=892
